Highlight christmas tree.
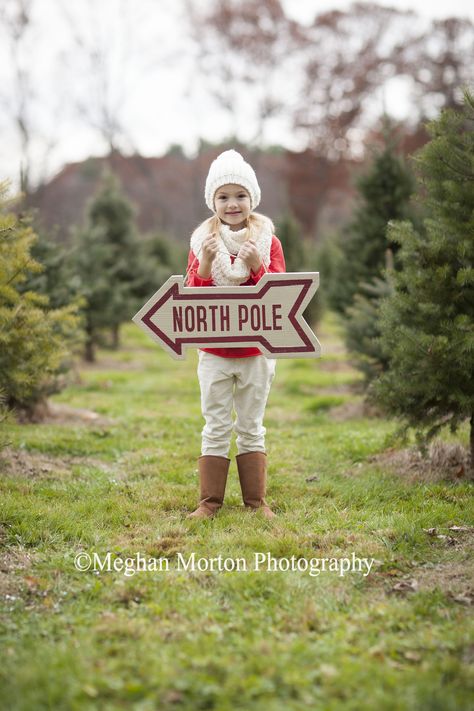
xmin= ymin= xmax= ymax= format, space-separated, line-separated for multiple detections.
xmin=20 ymin=231 xmax=82 ymax=310
xmin=329 ymin=123 xmax=415 ymax=315
xmin=372 ymin=91 xmax=474 ymax=475
xmin=276 ymin=212 xmax=322 ymax=325
xmin=345 ymin=271 xmax=394 ymax=383
xmin=74 ymin=173 xmax=143 ymax=360
xmin=0 ymin=183 xmax=82 ymax=414
xmin=275 ymin=213 xmax=305 ymax=272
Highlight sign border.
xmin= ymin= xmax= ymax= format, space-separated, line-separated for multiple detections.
xmin=132 ymin=272 xmax=321 ymax=360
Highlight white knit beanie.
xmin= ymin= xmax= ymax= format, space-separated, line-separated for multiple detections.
xmin=205 ymin=149 xmax=261 ymax=212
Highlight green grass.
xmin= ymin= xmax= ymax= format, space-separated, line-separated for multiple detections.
xmin=1 ymin=317 xmax=473 ymax=711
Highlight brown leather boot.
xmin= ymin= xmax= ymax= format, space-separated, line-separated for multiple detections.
xmin=236 ymin=452 xmax=276 ymax=519
xmin=187 ymin=455 xmax=230 ymax=519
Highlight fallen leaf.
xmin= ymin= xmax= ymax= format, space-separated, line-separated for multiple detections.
xmin=319 ymin=663 xmax=338 ymax=678
xmin=449 ymin=590 xmax=473 ymax=606
xmin=448 ymin=525 xmax=474 ymax=533
xmin=391 ymin=579 xmax=418 ymax=594
xmin=435 ymin=534 xmax=457 ymax=545
xmin=164 ymin=691 xmax=184 ymax=704
xmin=404 ymin=650 xmax=422 ymax=662
xmin=386 ymin=659 xmax=405 ymax=670
xmin=83 ymin=685 xmax=98 ymax=698
xmin=368 ymin=644 xmax=385 ymax=659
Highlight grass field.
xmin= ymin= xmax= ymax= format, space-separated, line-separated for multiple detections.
xmin=1 ymin=315 xmax=473 ymax=711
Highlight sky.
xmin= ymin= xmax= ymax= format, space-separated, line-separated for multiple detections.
xmin=1 ymin=0 xmax=473 ymax=189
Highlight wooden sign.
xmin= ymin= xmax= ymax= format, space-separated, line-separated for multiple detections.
xmin=132 ymin=272 xmax=321 ymax=360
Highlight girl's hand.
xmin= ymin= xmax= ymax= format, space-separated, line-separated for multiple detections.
xmin=237 ymin=239 xmax=262 ymax=273
xmin=201 ymin=233 xmax=219 ymax=264
xmin=198 ymin=233 xmax=219 ymax=278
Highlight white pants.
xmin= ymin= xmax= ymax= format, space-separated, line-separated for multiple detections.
xmin=197 ymin=351 xmax=276 ymax=457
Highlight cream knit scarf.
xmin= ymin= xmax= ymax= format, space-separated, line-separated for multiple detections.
xmin=190 ymin=213 xmax=273 ymax=286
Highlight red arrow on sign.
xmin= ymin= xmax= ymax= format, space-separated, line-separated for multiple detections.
xmin=132 ymin=272 xmax=321 ymax=360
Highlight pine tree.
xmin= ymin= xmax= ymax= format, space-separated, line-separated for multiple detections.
xmin=73 ymin=172 xmax=143 ymax=360
xmin=0 ymin=389 xmax=11 ymax=452
xmin=0 ymin=183 xmax=82 ymax=414
xmin=20 ymin=232 xmax=82 ymax=309
xmin=88 ymin=172 xmax=143 ymax=348
xmin=139 ymin=231 xmax=187 ymax=296
xmin=73 ymin=222 xmax=119 ymax=362
xmin=307 ymin=231 xmax=343 ymax=325
xmin=331 ymin=124 xmax=418 ymax=385
xmin=345 ymin=271 xmax=394 ymax=383
xmin=372 ymin=91 xmax=474 ymax=475
xmin=329 ymin=123 xmax=415 ymax=315
xmin=275 ymin=213 xmax=305 ymax=272
xmin=275 ymin=212 xmax=323 ymax=326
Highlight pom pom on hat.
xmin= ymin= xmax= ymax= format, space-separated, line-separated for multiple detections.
xmin=205 ymin=149 xmax=261 ymax=212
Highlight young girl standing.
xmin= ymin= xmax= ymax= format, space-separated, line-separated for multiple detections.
xmin=186 ymin=150 xmax=286 ymax=520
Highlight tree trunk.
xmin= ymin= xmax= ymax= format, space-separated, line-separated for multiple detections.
xmin=84 ymin=336 xmax=95 ymax=363
xmin=470 ymin=413 xmax=474 ymax=480
xmin=111 ymin=325 xmax=120 ymax=350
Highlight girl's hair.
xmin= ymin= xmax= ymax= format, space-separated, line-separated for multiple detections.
xmin=198 ymin=212 xmax=262 ymax=242
xmin=186 ymin=208 xmax=273 ymax=285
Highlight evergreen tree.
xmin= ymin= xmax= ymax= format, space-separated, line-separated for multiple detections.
xmin=20 ymin=232 xmax=82 ymax=309
xmin=329 ymin=123 xmax=415 ymax=315
xmin=0 ymin=183 xmax=82 ymax=414
xmin=73 ymin=222 xmax=119 ymax=362
xmin=88 ymin=172 xmax=143 ymax=347
xmin=140 ymin=232 xmax=185 ymax=294
xmin=0 ymin=390 xmax=11 ymax=453
xmin=345 ymin=270 xmax=394 ymax=383
xmin=73 ymin=172 xmax=143 ymax=359
xmin=372 ymin=91 xmax=474 ymax=475
xmin=331 ymin=124 xmax=418 ymax=385
xmin=275 ymin=212 xmax=323 ymax=326
xmin=307 ymin=231 xmax=343 ymax=325
xmin=275 ymin=213 xmax=305 ymax=272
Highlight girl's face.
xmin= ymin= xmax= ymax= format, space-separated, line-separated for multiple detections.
xmin=214 ymin=184 xmax=251 ymax=230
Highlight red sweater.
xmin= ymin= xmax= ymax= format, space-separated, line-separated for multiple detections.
xmin=186 ymin=235 xmax=286 ymax=358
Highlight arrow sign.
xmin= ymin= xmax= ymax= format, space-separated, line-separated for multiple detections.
xmin=132 ymin=272 xmax=321 ymax=360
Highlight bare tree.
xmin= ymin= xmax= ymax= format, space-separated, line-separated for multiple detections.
xmin=395 ymin=16 xmax=474 ymax=115
xmin=54 ymin=0 xmax=185 ymax=161
xmin=0 ymin=0 xmax=35 ymax=193
xmin=55 ymin=0 xmax=138 ymax=155
xmin=185 ymin=0 xmax=306 ymax=147
xmin=185 ymin=1 xmax=474 ymax=160
xmin=295 ymin=4 xmax=418 ymax=158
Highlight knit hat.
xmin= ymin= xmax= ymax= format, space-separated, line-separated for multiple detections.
xmin=205 ymin=149 xmax=261 ymax=212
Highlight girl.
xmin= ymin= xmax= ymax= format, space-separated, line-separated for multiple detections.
xmin=186 ymin=149 xmax=286 ymax=520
